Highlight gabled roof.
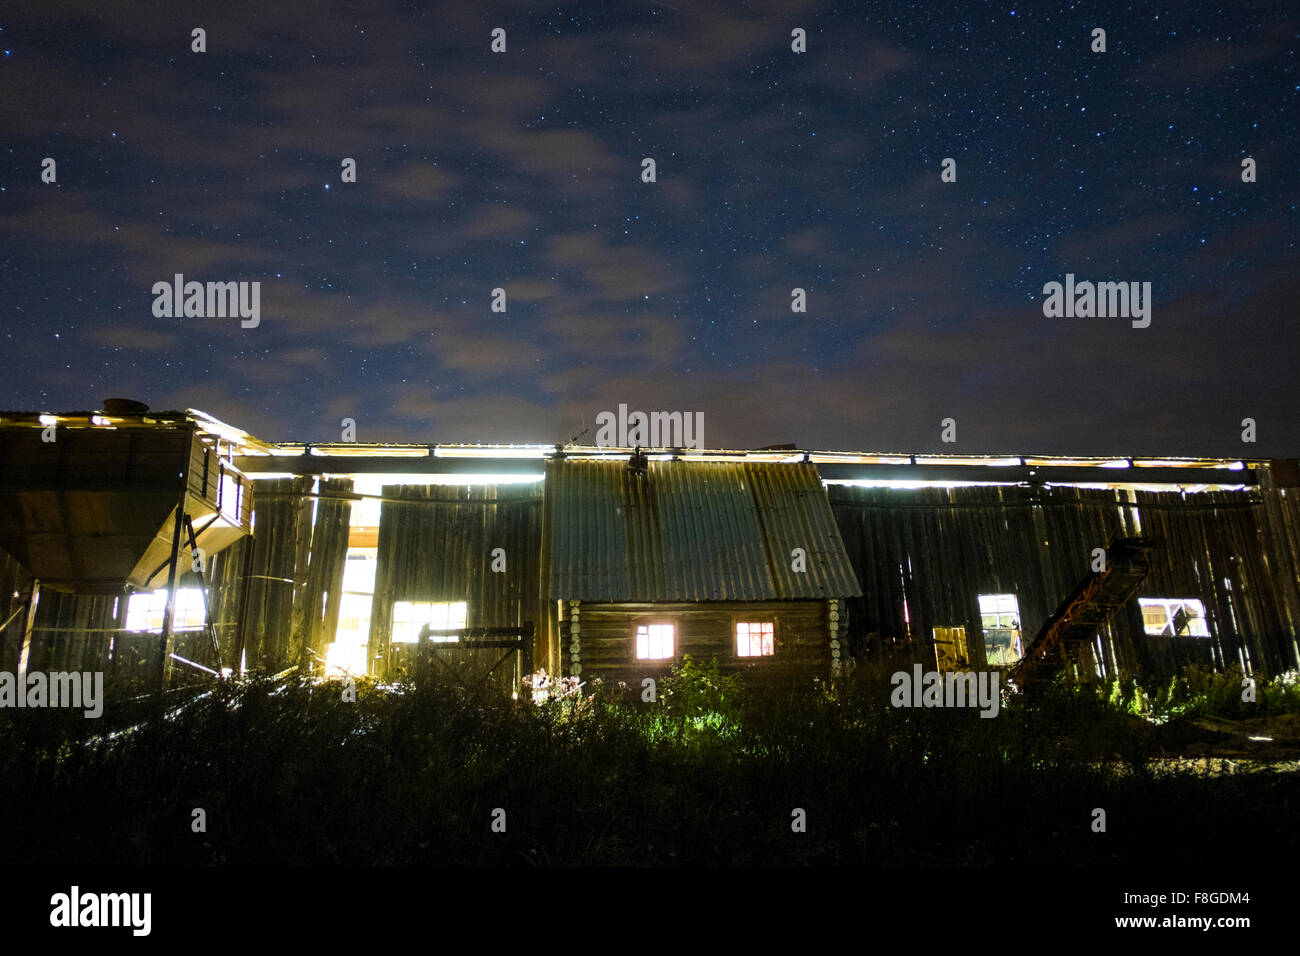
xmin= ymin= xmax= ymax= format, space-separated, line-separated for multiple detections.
xmin=546 ymin=458 xmax=862 ymax=602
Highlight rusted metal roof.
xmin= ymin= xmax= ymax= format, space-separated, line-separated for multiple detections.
xmin=546 ymin=458 xmax=862 ymax=601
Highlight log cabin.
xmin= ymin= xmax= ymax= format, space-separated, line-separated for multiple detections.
xmin=545 ymin=456 xmax=861 ymax=686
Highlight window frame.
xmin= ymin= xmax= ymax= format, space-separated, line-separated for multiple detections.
xmin=389 ymin=600 xmax=469 ymax=644
xmin=977 ymin=593 xmax=1023 ymax=665
xmin=633 ymin=619 xmax=677 ymax=661
xmin=124 ymin=587 xmax=208 ymax=633
xmin=732 ymin=618 xmax=776 ymax=658
xmin=1138 ymin=597 xmax=1211 ymax=638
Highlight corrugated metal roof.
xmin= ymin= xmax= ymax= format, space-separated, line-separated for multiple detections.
xmin=547 ymin=459 xmax=862 ymax=601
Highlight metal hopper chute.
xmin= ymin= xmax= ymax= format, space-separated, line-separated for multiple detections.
xmin=0 ymin=405 xmax=253 ymax=594
xmin=0 ymin=402 xmax=256 ymax=684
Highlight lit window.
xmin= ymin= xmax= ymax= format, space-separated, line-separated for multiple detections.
xmin=1139 ymin=598 xmax=1210 ymax=637
xmin=736 ymin=621 xmax=774 ymax=657
xmin=391 ymin=601 xmax=468 ymax=643
xmin=978 ymin=593 xmax=1023 ymax=665
xmin=933 ymin=625 xmax=970 ymax=671
xmin=125 ymin=588 xmax=207 ymax=632
xmin=635 ymin=623 xmax=675 ymax=660
xmin=220 ymin=471 xmax=242 ymax=521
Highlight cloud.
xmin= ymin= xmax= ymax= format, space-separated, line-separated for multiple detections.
xmin=546 ymin=233 xmax=680 ymax=301
xmin=84 ymin=325 xmax=180 ymax=352
xmin=542 ymin=309 xmax=685 ymax=361
xmin=1 ymin=0 xmax=1293 ymax=459
xmin=374 ymin=161 xmax=461 ymax=202
xmin=463 ymin=204 xmax=537 ymax=239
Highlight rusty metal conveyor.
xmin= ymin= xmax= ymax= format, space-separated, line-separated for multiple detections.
xmin=1010 ymin=534 xmax=1162 ymax=685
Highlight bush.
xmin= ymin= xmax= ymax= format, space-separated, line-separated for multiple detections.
xmin=1125 ymin=664 xmax=1300 ymax=721
xmin=659 ymin=655 xmax=743 ymax=729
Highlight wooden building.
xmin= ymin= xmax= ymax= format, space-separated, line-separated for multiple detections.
xmin=545 ymin=457 xmax=861 ymax=684
xmin=828 ymin=477 xmax=1300 ymax=683
xmin=2 ymin=402 xmax=1298 ymax=699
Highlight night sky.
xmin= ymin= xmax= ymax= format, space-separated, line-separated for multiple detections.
xmin=1 ymin=1 xmax=1296 ymax=456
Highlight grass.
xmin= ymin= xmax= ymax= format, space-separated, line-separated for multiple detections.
xmin=1107 ymin=663 xmax=1300 ymax=721
xmin=1 ymin=657 xmax=1296 ymax=866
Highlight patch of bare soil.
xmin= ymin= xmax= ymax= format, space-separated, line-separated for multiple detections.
xmin=1149 ymin=713 xmax=1300 ymax=775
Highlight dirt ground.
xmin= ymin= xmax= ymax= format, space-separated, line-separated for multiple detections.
xmin=1148 ymin=712 xmax=1300 ymax=775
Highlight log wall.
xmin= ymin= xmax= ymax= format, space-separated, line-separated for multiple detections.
xmin=559 ymin=600 xmax=830 ymax=685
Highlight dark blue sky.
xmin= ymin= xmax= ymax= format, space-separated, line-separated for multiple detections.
xmin=1 ymin=0 xmax=1296 ymax=456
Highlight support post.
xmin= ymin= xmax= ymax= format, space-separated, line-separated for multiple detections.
xmin=183 ymin=513 xmax=222 ymax=673
xmin=521 ymin=620 xmax=535 ymax=686
xmin=232 ymin=532 xmax=255 ymax=676
xmin=17 ymin=578 xmax=40 ymax=681
xmin=158 ymin=483 xmax=188 ymax=691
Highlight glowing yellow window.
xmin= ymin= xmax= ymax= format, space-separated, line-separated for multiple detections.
xmin=125 ymin=588 xmax=207 ymax=632
xmin=736 ymin=621 xmax=774 ymax=657
xmin=391 ymin=601 xmax=468 ymax=643
xmin=635 ymin=623 xmax=675 ymax=660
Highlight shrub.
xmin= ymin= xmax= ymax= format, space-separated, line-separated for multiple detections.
xmin=659 ymin=655 xmax=743 ymax=730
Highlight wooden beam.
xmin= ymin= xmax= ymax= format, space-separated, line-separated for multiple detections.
xmin=236 ymin=454 xmax=544 ymax=476
xmin=817 ymin=462 xmax=1255 ymax=487
xmin=158 ymin=483 xmax=188 ymax=691
xmin=16 ymin=578 xmax=39 ymax=680
xmin=233 ymin=453 xmax=1257 ymax=489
